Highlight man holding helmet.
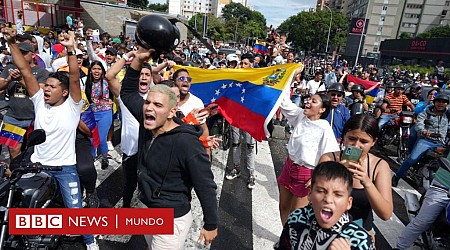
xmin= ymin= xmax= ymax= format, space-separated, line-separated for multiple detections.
xmin=392 ymin=94 xmax=449 ymax=187
xmin=325 ymin=83 xmax=350 ymax=142
xmin=378 ymin=82 xmax=415 ymax=130
xmin=121 ymin=15 xmax=218 ymax=249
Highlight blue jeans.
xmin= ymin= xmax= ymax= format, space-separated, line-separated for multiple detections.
xmin=378 ymin=114 xmax=398 ymax=130
xmin=396 ymin=180 xmax=450 ymax=249
xmin=47 ymin=165 xmax=94 ymax=245
xmin=396 ymin=138 xmax=442 ymax=178
xmin=92 ymin=109 xmax=112 ymax=156
xmin=407 ymin=124 xmax=418 ymax=154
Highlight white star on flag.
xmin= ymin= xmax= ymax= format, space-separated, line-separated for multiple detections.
xmin=229 ymin=82 xmax=234 ymax=88
xmin=236 ymin=83 xmax=242 ymax=88
xmin=215 ymin=89 xmax=220 ymax=96
xmin=242 ymin=88 xmax=246 ymax=94
xmin=221 ymin=83 xmax=227 ymax=89
xmin=241 ymin=96 xmax=245 ymax=103
xmin=211 ymin=97 xmax=216 ymax=103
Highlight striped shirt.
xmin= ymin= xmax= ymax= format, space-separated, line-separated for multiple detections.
xmin=384 ymin=93 xmax=411 ymax=114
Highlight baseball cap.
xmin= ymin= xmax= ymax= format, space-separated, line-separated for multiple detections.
xmin=106 ymin=47 xmax=117 ymax=55
xmin=75 ymin=49 xmax=83 ymax=56
xmin=173 ymin=57 xmax=183 ymax=64
xmin=18 ymin=42 xmax=35 ymax=53
xmin=53 ymin=44 xmax=65 ymax=54
xmin=112 ymin=38 xmax=122 ymax=44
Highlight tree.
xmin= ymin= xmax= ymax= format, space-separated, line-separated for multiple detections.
xmin=416 ymin=25 xmax=450 ymax=38
xmin=148 ymin=3 xmax=168 ymax=12
xmin=127 ymin=0 xmax=149 ymax=9
xmin=221 ymin=2 xmax=266 ymax=42
xmin=399 ymin=32 xmax=412 ymax=39
xmin=278 ymin=10 xmax=348 ymax=53
xmin=188 ymin=14 xmax=227 ymax=41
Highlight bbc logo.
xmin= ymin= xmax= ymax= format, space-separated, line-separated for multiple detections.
xmin=16 ymin=215 xmax=63 ymax=229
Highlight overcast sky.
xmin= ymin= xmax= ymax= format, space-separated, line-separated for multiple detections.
xmin=149 ymin=0 xmax=317 ymax=27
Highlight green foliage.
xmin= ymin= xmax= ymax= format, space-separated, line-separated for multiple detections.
xmin=148 ymin=3 xmax=168 ymax=12
xmin=188 ymin=14 xmax=227 ymax=41
xmin=278 ymin=10 xmax=348 ymax=53
xmin=221 ymin=2 xmax=266 ymax=42
xmin=416 ymin=25 xmax=450 ymax=38
xmin=128 ymin=0 xmax=149 ymax=9
xmin=399 ymin=32 xmax=412 ymax=39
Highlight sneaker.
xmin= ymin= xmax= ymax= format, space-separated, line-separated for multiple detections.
xmin=107 ymin=141 xmax=114 ymax=151
xmin=392 ymin=175 xmax=399 ymax=187
xmin=84 ymin=191 xmax=100 ymax=208
xmin=86 ymin=240 xmax=99 ymax=250
xmin=247 ymin=175 xmax=256 ymax=189
xmin=225 ymin=168 xmax=241 ymax=180
xmin=101 ymin=157 xmax=109 ymax=170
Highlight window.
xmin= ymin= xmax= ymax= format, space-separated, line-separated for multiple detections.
xmin=442 ymin=10 xmax=448 ymax=16
xmin=382 ymin=5 xmax=388 ymax=11
xmin=406 ymin=4 xmax=423 ymax=9
xmin=402 ymin=23 xmax=417 ymax=28
xmin=404 ymin=13 xmax=420 ymax=18
xmin=373 ymin=47 xmax=379 ymax=52
xmin=446 ymin=1 xmax=450 ymax=6
xmin=375 ymin=36 xmax=381 ymax=42
xmin=380 ymin=16 xmax=385 ymax=22
xmin=378 ymin=26 xmax=383 ymax=32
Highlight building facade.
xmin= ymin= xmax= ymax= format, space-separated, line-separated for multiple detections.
xmin=168 ymin=0 xmax=248 ymax=19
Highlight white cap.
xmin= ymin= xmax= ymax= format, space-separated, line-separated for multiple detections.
xmin=75 ymin=49 xmax=83 ymax=56
xmin=226 ymin=54 xmax=240 ymax=63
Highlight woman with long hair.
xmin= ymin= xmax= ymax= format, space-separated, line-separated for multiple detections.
xmin=277 ymin=92 xmax=340 ymax=225
xmin=319 ymin=114 xmax=393 ymax=239
xmin=85 ymin=60 xmax=112 ymax=169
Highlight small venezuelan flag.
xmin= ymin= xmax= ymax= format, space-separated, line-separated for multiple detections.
xmin=347 ymin=75 xmax=381 ymax=104
xmin=0 ymin=122 xmax=26 ymax=148
xmin=253 ymin=40 xmax=267 ymax=55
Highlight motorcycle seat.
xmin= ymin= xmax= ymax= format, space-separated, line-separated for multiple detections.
xmin=400 ymin=111 xmax=414 ymax=116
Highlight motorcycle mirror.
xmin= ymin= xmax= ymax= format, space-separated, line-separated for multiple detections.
xmin=27 ymin=129 xmax=46 ymax=147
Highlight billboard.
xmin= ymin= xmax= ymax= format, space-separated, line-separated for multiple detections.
xmin=349 ymin=18 xmax=369 ymax=34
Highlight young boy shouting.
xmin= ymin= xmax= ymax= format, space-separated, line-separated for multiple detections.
xmin=276 ymin=161 xmax=374 ymax=250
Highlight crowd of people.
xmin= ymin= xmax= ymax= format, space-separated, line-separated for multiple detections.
xmin=0 ymin=11 xmax=449 ymax=250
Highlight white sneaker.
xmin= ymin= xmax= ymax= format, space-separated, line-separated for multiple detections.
xmin=108 ymin=149 xmax=122 ymax=163
xmin=86 ymin=240 xmax=99 ymax=250
xmin=107 ymin=141 xmax=114 ymax=151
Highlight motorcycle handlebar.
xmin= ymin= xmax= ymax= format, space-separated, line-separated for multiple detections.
xmin=13 ymin=163 xmax=62 ymax=173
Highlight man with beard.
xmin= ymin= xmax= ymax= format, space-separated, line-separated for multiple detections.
xmin=325 ymin=83 xmax=350 ymax=143
xmin=173 ymin=68 xmax=209 ymax=141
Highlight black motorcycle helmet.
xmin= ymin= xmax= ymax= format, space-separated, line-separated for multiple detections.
xmin=386 ymin=81 xmax=396 ymax=88
xmin=394 ymin=82 xmax=406 ymax=89
xmin=135 ymin=15 xmax=180 ymax=54
xmin=328 ymin=83 xmax=345 ymax=94
xmin=409 ymin=83 xmax=422 ymax=91
xmin=433 ymin=94 xmax=450 ymax=103
xmin=351 ymin=84 xmax=365 ymax=93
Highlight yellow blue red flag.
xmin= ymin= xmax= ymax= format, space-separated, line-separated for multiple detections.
xmin=0 ymin=122 xmax=26 ymax=148
xmin=175 ymin=63 xmax=302 ymax=141
xmin=253 ymin=40 xmax=267 ymax=55
xmin=347 ymin=75 xmax=381 ymax=104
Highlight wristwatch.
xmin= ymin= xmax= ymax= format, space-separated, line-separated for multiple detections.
xmin=67 ymin=50 xmax=76 ymax=56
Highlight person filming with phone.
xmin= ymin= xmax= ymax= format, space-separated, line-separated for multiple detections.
xmin=319 ymin=114 xmax=393 ymax=241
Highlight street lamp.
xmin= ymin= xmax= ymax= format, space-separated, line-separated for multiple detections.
xmin=323 ymin=5 xmax=333 ymax=54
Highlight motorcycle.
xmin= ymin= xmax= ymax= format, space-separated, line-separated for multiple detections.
xmin=0 ymin=129 xmax=79 ymax=250
xmin=378 ymin=110 xmax=415 ymax=162
xmin=404 ymin=157 xmax=450 ymax=249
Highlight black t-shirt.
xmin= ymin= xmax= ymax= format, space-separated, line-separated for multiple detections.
xmin=0 ymin=64 xmax=49 ymax=120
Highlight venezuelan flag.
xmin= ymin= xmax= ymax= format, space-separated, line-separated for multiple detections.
xmin=253 ymin=40 xmax=267 ymax=55
xmin=80 ymin=92 xmax=101 ymax=148
xmin=347 ymin=75 xmax=381 ymax=104
xmin=0 ymin=122 xmax=26 ymax=148
xmin=175 ymin=63 xmax=302 ymax=141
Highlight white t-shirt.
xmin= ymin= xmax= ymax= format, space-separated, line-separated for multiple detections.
xmin=306 ymin=79 xmax=326 ymax=95
xmin=30 ymin=89 xmax=83 ymax=166
xmin=179 ymin=92 xmax=204 ymax=117
xmin=280 ymin=94 xmax=339 ymax=169
xmin=118 ymin=93 xmax=147 ymax=156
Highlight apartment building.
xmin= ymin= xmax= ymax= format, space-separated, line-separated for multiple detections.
xmin=168 ymin=0 xmax=248 ymax=19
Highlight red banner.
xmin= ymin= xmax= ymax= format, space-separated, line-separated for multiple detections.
xmin=9 ymin=208 xmax=174 ymax=235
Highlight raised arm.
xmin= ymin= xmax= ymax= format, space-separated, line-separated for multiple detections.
xmin=3 ymin=27 xmax=40 ymax=97
xmin=105 ymin=50 xmax=134 ymax=97
xmin=60 ymin=32 xmax=81 ymax=103
xmin=85 ymin=28 xmax=107 ymax=69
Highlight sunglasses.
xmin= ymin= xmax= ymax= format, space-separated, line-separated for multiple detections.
xmin=177 ymin=76 xmax=192 ymax=82
xmin=330 ymin=93 xmax=343 ymax=97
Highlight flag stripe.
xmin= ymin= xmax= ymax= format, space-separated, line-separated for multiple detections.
xmin=0 ymin=135 xmax=22 ymax=148
xmin=2 ymin=123 xmax=26 ymax=136
xmin=216 ymin=97 xmax=266 ymax=141
xmin=190 ymin=81 xmax=282 ymax=117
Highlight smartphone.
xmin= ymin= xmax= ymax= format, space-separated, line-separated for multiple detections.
xmin=342 ymin=146 xmax=362 ymax=163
